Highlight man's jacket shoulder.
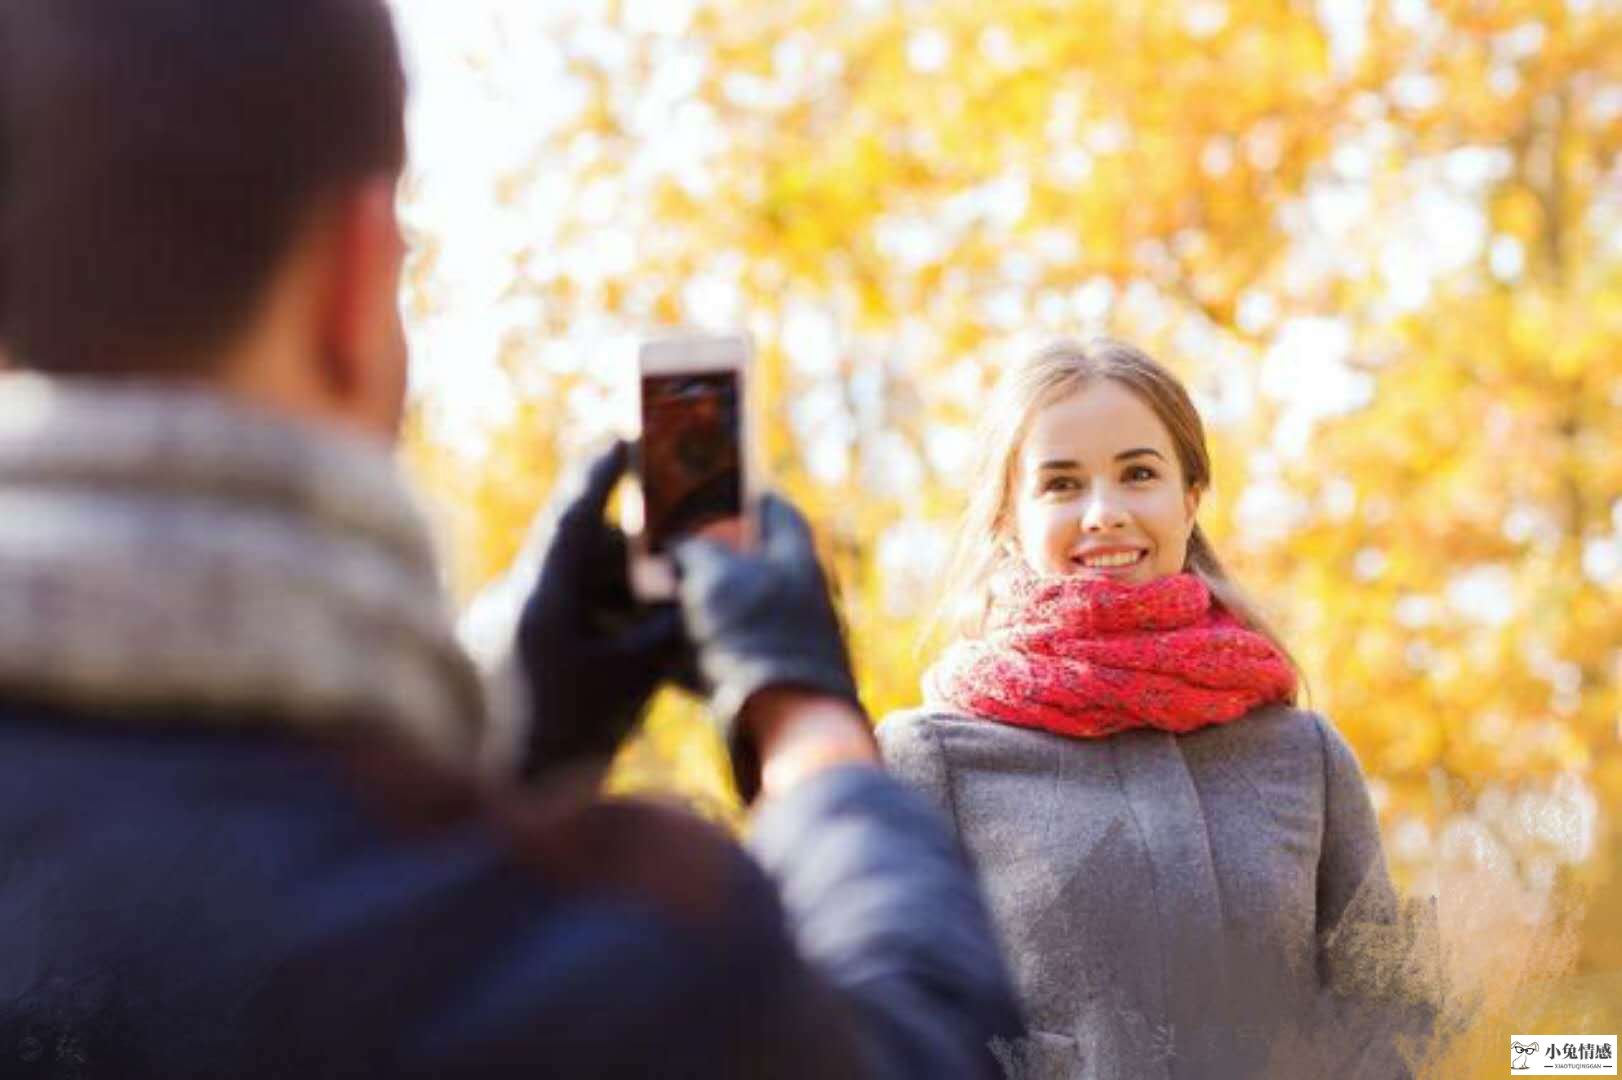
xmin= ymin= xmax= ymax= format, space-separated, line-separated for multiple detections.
xmin=0 ymin=701 xmax=830 ymax=1077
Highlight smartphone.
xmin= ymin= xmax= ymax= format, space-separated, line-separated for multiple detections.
xmin=627 ymin=332 xmax=755 ymax=601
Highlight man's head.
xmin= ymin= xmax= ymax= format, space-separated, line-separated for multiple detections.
xmin=1 ymin=0 xmax=410 ymax=441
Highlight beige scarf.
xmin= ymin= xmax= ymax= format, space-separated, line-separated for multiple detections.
xmin=0 ymin=374 xmax=520 ymax=777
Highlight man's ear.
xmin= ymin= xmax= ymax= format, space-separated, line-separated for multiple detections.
xmin=314 ymin=177 xmax=402 ymax=411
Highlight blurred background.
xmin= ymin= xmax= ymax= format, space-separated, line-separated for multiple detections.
xmin=388 ymin=0 xmax=1620 ymax=1057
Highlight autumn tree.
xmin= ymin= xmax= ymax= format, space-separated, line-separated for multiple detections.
xmin=400 ymin=0 xmax=1621 ymax=1039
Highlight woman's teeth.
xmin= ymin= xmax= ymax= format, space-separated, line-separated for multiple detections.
xmin=1077 ymin=551 xmax=1142 ymax=568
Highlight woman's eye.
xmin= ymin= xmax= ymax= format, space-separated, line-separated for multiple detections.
xmin=1124 ymin=465 xmax=1157 ymax=483
xmin=1041 ymin=476 xmax=1080 ymax=494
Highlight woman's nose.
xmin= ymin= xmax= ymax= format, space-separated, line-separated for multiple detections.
xmin=1081 ymin=488 xmax=1127 ymax=531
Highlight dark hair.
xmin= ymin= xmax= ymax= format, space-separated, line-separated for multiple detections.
xmin=0 ymin=0 xmax=406 ymax=375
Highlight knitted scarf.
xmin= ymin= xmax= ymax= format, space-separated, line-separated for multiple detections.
xmin=924 ymin=572 xmax=1295 ymax=738
xmin=0 ymin=374 xmax=521 ymax=777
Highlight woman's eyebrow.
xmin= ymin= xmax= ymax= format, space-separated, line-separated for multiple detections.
xmin=1115 ymin=447 xmax=1167 ymax=463
xmin=1035 ymin=459 xmax=1081 ymax=471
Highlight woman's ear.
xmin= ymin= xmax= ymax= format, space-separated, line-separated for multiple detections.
xmin=1185 ymin=484 xmax=1204 ymax=532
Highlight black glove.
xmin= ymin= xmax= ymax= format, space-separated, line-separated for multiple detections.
xmin=672 ymin=494 xmax=862 ymax=801
xmin=516 ymin=441 xmax=685 ymax=778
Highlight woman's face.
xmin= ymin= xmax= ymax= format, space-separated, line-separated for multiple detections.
xmin=1011 ymin=379 xmax=1201 ymax=585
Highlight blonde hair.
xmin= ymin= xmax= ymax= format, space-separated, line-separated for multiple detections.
xmin=929 ymin=337 xmax=1302 ymax=701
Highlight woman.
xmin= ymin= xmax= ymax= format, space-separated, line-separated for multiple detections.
xmin=878 ymin=339 xmax=1433 ymax=1079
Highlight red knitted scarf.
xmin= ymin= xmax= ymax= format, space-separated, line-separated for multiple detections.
xmin=924 ymin=572 xmax=1296 ymax=738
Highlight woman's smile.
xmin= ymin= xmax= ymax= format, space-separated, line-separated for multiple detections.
xmin=1013 ymin=380 xmax=1200 ymax=585
xmin=1069 ymin=545 xmax=1149 ymax=576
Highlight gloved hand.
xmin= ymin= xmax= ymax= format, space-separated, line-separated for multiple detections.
xmin=516 ymin=441 xmax=686 ymax=778
xmin=672 ymin=494 xmax=863 ymax=801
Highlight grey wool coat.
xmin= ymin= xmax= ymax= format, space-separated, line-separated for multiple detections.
xmin=877 ymin=704 xmax=1436 ymax=1080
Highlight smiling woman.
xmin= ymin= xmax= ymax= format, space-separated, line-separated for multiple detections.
xmin=1012 ymin=379 xmax=1202 ymax=585
xmin=931 ymin=338 xmax=1295 ymax=663
xmin=880 ymin=337 xmax=1438 ymax=1078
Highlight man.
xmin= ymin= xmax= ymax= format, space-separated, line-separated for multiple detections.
xmin=0 ymin=1 xmax=1022 ymax=1076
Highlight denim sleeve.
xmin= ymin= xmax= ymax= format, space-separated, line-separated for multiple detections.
xmin=745 ymin=764 xmax=1025 ymax=1079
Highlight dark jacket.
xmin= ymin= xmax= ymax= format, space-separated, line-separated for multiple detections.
xmin=0 ymin=699 xmax=1023 ymax=1078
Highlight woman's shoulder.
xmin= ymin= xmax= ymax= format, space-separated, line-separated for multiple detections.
xmin=873 ymin=706 xmax=957 ymax=770
xmin=876 ymin=703 xmax=1358 ymax=777
xmin=876 ymin=707 xmax=1123 ymax=788
xmin=875 ymin=705 xmax=964 ymax=741
xmin=1236 ymin=704 xmax=1367 ymax=766
xmin=1215 ymin=702 xmax=1341 ymax=747
xmin=875 ymin=705 xmax=1078 ymax=753
xmin=872 ymin=708 xmax=966 ymax=818
xmin=874 ymin=705 xmax=1052 ymax=779
xmin=1192 ymin=703 xmax=1373 ymax=795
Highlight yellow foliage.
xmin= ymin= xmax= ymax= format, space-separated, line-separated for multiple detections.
xmin=402 ymin=0 xmax=1622 ymax=1038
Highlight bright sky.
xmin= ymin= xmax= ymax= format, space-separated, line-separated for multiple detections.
xmin=389 ymin=1 xmax=590 ymax=448
xmin=388 ymin=0 xmax=713 ymax=454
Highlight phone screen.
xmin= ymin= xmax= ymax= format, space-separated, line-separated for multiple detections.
xmin=639 ymin=370 xmax=743 ymax=555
